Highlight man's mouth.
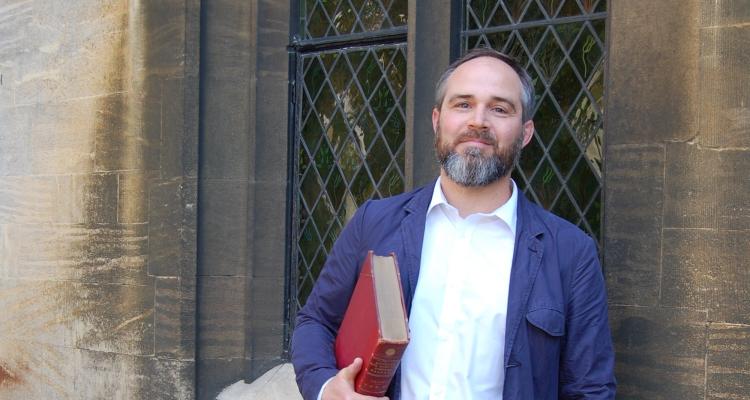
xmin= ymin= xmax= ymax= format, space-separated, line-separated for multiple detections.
xmin=457 ymin=131 xmax=496 ymax=147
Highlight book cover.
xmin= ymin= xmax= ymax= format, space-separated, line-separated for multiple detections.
xmin=334 ymin=251 xmax=410 ymax=396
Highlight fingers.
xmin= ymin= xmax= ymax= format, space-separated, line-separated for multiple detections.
xmin=324 ymin=358 xmax=389 ymax=400
xmin=338 ymin=357 xmax=363 ymax=383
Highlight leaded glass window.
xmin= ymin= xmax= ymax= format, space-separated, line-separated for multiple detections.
xmin=291 ymin=0 xmax=408 ymax=315
xmin=463 ymin=0 xmax=607 ymax=245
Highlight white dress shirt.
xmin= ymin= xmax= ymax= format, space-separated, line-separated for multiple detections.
xmin=400 ymin=177 xmax=518 ymax=400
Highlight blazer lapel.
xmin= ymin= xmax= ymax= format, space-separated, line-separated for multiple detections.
xmin=504 ymin=195 xmax=545 ymax=366
xmin=399 ymin=180 xmax=435 ymax=313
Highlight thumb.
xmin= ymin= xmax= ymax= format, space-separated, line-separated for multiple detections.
xmin=339 ymin=357 xmax=363 ymax=383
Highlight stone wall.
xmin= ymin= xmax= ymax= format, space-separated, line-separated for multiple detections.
xmin=196 ymin=0 xmax=290 ymax=397
xmin=605 ymin=0 xmax=749 ymax=398
xmin=0 ymin=1 xmax=200 ymax=398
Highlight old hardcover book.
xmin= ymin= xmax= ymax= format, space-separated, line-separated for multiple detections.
xmin=334 ymin=251 xmax=410 ymax=396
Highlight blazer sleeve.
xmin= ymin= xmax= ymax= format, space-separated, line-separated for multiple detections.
xmin=290 ymin=201 xmax=370 ymax=400
xmin=559 ymin=235 xmax=617 ymax=399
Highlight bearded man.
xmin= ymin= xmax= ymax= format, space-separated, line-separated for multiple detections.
xmin=291 ymin=47 xmax=616 ymax=400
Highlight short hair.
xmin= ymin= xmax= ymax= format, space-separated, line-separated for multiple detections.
xmin=434 ymin=47 xmax=536 ymax=122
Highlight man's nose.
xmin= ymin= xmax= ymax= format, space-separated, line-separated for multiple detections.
xmin=468 ymin=106 xmax=488 ymax=129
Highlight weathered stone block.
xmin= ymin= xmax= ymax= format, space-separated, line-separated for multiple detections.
xmin=155 ymin=276 xmax=182 ymax=357
xmin=160 ymin=77 xmax=186 ymax=178
xmin=93 ymin=93 xmax=149 ymax=172
xmin=79 ymin=173 xmax=119 ymax=225
xmin=0 ymin=341 xmax=193 ymax=399
xmin=0 ymin=338 xmax=77 ymax=399
xmin=662 ymin=229 xmax=750 ymax=324
xmin=180 ymin=178 xmax=199 ymax=278
xmin=197 ymin=276 xmax=245 ymax=359
xmin=0 ymin=64 xmax=16 ymax=108
xmin=197 ymin=357 xmax=245 ymax=400
xmin=248 ymin=276 xmax=285 ymax=361
xmin=697 ymin=25 xmax=750 ymax=148
xmin=155 ymin=275 xmax=197 ymax=360
xmin=54 ymin=174 xmax=120 ymax=225
xmin=717 ymin=149 xmax=750 ymax=229
xmin=30 ymin=100 xmax=97 ymax=174
xmin=154 ymin=275 xmax=196 ymax=360
xmin=0 ymin=176 xmax=59 ymax=224
xmin=59 ymin=224 xmax=151 ymax=285
xmin=148 ymin=178 xmax=185 ymax=277
xmin=75 ymin=348 xmax=194 ymax=400
xmin=1 ymin=224 xmax=64 ymax=280
xmin=198 ymin=179 xmax=249 ymax=277
xmin=707 ymin=323 xmax=750 ymax=400
xmin=118 ymin=171 xmax=156 ymax=224
xmin=700 ymin=0 xmax=750 ymax=26
xmin=664 ymin=142 xmax=720 ymax=229
xmin=251 ymin=181 xmax=288 ymax=279
xmin=0 ymin=277 xmax=158 ymax=357
xmin=607 ymin=0 xmax=700 ymax=145
xmin=13 ymin=3 xmax=129 ymax=106
xmin=142 ymin=0 xmax=187 ymax=78
xmin=200 ymin=78 xmax=251 ymax=180
xmin=610 ymin=306 xmax=708 ymax=399
xmin=203 ymin=1 xmax=253 ymax=77
xmin=138 ymin=357 xmax=195 ymax=400
xmin=604 ymin=144 xmax=664 ymax=306
xmin=0 ymin=279 xmax=72 ymax=347
xmin=69 ymin=281 xmax=155 ymax=356
xmin=0 ymin=106 xmax=32 ymax=176
xmin=141 ymin=97 xmax=163 ymax=172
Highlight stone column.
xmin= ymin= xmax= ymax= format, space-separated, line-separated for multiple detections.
xmin=406 ymin=0 xmax=456 ymax=187
xmin=605 ymin=0 xmax=749 ymax=398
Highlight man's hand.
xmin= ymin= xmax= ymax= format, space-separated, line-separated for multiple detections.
xmin=322 ymin=358 xmax=389 ymax=400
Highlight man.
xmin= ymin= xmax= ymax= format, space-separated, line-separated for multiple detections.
xmin=291 ymin=47 xmax=616 ymax=400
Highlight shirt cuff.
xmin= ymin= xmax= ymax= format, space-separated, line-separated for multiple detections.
xmin=317 ymin=377 xmax=334 ymax=400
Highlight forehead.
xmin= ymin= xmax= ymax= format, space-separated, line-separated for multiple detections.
xmin=443 ymin=57 xmax=524 ymax=102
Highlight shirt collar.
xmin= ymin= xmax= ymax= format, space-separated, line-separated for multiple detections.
xmin=427 ymin=176 xmax=519 ymax=235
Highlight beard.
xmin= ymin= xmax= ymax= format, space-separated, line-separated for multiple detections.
xmin=435 ymin=125 xmax=524 ymax=187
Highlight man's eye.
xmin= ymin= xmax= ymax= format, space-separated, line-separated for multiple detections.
xmin=455 ymin=102 xmax=470 ymax=109
xmin=492 ymin=107 xmax=508 ymax=113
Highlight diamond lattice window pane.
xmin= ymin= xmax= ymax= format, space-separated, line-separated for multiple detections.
xmin=294 ymin=45 xmax=407 ymax=306
xmin=558 ymin=0 xmax=583 ymax=17
xmin=521 ymin=0 xmax=545 ymax=22
xmin=504 ymin=0 xmax=529 ymax=22
xmin=301 ymin=0 xmax=407 ymax=40
xmin=533 ymin=28 xmax=565 ymax=81
xmin=462 ymin=0 xmax=607 ymax=245
xmin=571 ymin=24 xmax=603 ymax=82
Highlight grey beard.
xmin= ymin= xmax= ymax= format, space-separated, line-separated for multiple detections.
xmin=439 ymin=134 xmax=523 ymax=187
xmin=441 ymin=147 xmax=509 ymax=187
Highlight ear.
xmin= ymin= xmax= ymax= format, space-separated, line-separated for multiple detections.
xmin=432 ymin=107 xmax=440 ymax=135
xmin=521 ymin=120 xmax=535 ymax=147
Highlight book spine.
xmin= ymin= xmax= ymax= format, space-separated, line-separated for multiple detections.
xmin=356 ymin=342 xmax=408 ymax=396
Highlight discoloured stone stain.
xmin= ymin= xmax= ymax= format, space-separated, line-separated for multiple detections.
xmin=0 ymin=362 xmax=23 ymax=387
xmin=0 ymin=0 xmax=195 ymax=398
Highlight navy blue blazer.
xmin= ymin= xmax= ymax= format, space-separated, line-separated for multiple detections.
xmin=291 ymin=181 xmax=616 ymax=399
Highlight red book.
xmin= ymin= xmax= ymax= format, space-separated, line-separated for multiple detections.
xmin=334 ymin=251 xmax=410 ymax=396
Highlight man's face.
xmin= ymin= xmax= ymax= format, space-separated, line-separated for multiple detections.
xmin=433 ymin=57 xmax=534 ymax=187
